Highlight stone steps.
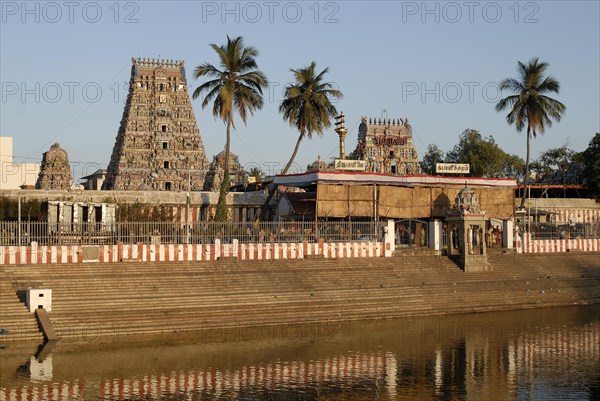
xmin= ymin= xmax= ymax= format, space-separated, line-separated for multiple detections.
xmin=1 ymin=253 xmax=598 ymax=341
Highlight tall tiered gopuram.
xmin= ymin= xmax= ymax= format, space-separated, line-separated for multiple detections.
xmin=352 ymin=117 xmax=421 ymax=175
xmin=103 ymin=58 xmax=209 ymax=191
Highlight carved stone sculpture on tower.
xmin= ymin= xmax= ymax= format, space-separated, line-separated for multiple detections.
xmin=35 ymin=143 xmax=73 ymax=190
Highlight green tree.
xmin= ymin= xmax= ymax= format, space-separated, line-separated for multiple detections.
xmin=421 ymin=144 xmax=445 ymax=175
xmin=501 ymin=154 xmax=525 ymax=180
xmin=260 ymin=61 xmax=342 ymax=220
xmin=193 ymin=36 xmax=268 ymax=221
xmin=533 ymin=145 xmax=577 ymax=186
xmin=581 ymin=133 xmax=600 ymax=201
xmin=445 ymin=129 xmax=521 ymax=178
xmin=0 ymin=197 xmax=43 ymax=221
xmin=495 ymin=58 xmax=566 ymax=209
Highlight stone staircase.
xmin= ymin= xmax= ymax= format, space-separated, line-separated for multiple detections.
xmin=1 ymin=253 xmax=599 ymax=342
xmin=0 ymin=270 xmax=44 ymax=342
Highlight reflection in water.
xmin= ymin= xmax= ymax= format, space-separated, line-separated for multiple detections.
xmin=0 ymin=306 xmax=598 ymax=401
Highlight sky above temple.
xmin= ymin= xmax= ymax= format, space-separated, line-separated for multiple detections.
xmin=1 ymin=1 xmax=599 ymax=181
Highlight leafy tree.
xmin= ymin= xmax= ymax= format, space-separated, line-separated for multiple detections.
xmin=260 ymin=61 xmax=342 ymax=220
xmin=533 ymin=145 xmax=577 ymax=185
xmin=495 ymin=58 xmax=566 ymax=209
xmin=193 ymin=36 xmax=268 ymax=221
xmin=581 ymin=133 xmax=600 ymax=201
xmin=421 ymin=144 xmax=445 ymax=175
xmin=445 ymin=129 xmax=522 ymax=178
xmin=117 ymin=202 xmax=174 ymax=222
xmin=501 ymin=154 xmax=525 ymax=180
xmin=0 ymin=197 xmax=43 ymax=221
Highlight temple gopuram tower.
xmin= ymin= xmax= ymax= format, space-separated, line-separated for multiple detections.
xmin=103 ymin=58 xmax=209 ymax=191
xmin=204 ymin=150 xmax=246 ymax=191
xmin=352 ymin=117 xmax=421 ymax=175
xmin=35 ymin=143 xmax=73 ymax=190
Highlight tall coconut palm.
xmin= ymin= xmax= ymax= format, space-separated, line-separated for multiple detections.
xmin=193 ymin=35 xmax=268 ymax=221
xmin=279 ymin=62 xmax=343 ymax=174
xmin=260 ymin=62 xmax=342 ymax=220
xmin=495 ymin=58 xmax=566 ymax=209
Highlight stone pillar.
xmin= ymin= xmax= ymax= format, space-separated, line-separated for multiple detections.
xmin=429 ymin=219 xmax=442 ymax=250
xmin=503 ymin=219 xmax=513 ymax=249
xmin=384 ymin=219 xmax=395 ymax=257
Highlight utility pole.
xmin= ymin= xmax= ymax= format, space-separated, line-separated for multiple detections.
xmin=18 ymin=195 xmax=22 ymax=245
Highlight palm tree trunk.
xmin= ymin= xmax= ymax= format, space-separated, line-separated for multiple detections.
xmin=259 ymin=133 xmax=304 ymax=221
xmin=520 ymin=125 xmax=531 ymax=209
xmin=281 ymin=134 xmax=304 ymax=175
xmin=215 ymin=117 xmax=232 ymax=221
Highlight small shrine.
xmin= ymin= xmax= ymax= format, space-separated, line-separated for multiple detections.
xmin=446 ymin=186 xmax=490 ymax=272
xmin=35 ymin=143 xmax=73 ymax=190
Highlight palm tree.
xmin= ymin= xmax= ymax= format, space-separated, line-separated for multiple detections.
xmin=495 ymin=58 xmax=566 ymax=209
xmin=248 ymin=166 xmax=264 ymax=182
xmin=260 ymin=62 xmax=342 ymax=220
xmin=192 ymin=35 xmax=268 ymax=221
xmin=279 ymin=62 xmax=343 ymax=174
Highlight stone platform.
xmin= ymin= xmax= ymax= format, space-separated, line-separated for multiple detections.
xmin=1 ymin=253 xmax=599 ymax=342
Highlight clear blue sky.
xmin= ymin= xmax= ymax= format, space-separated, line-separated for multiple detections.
xmin=1 ymin=1 xmax=599 ymax=181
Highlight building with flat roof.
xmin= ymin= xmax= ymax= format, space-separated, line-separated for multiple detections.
xmin=0 ymin=136 xmax=40 ymax=190
xmin=274 ymin=171 xmax=517 ymax=220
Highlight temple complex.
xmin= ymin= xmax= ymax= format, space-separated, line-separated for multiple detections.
xmin=102 ymin=58 xmax=209 ymax=191
xmin=35 ymin=143 xmax=73 ymax=190
xmin=351 ymin=117 xmax=421 ymax=175
xmin=203 ymin=150 xmax=246 ymax=191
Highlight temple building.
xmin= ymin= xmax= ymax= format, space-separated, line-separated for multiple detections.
xmin=35 ymin=143 xmax=73 ymax=190
xmin=351 ymin=116 xmax=421 ymax=175
xmin=307 ymin=155 xmax=330 ymax=172
xmin=203 ymin=150 xmax=246 ymax=191
xmin=102 ymin=58 xmax=209 ymax=191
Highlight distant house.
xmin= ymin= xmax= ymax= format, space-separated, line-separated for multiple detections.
xmin=0 ymin=136 xmax=40 ymax=190
xmin=80 ymin=169 xmax=108 ymax=190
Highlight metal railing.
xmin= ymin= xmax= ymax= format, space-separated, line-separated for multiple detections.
xmin=0 ymin=221 xmax=384 ymax=246
xmin=526 ymin=221 xmax=600 ymax=240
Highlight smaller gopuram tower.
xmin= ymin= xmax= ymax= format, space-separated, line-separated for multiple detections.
xmin=352 ymin=117 xmax=421 ymax=175
xmin=35 ymin=143 xmax=73 ymax=190
xmin=103 ymin=58 xmax=209 ymax=191
xmin=204 ymin=150 xmax=246 ymax=191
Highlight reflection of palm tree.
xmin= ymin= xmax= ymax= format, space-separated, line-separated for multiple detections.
xmin=192 ymin=36 xmax=268 ymax=221
xmin=495 ymin=58 xmax=565 ymax=209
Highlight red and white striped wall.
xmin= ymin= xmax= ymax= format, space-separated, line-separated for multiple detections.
xmin=550 ymin=208 xmax=600 ymax=224
xmin=0 ymin=380 xmax=84 ymax=401
xmin=0 ymin=240 xmax=383 ymax=266
xmin=518 ymin=233 xmax=600 ymax=253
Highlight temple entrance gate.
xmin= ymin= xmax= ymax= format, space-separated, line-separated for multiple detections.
xmin=394 ymin=219 xmax=429 ymax=248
